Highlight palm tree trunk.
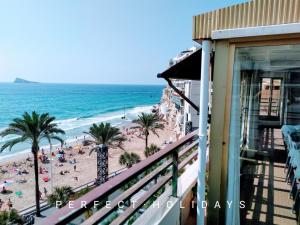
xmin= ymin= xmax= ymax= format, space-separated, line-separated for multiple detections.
xmin=145 ymin=134 xmax=149 ymax=149
xmin=33 ymin=150 xmax=41 ymax=217
xmin=97 ymin=145 xmax=108 ymax=185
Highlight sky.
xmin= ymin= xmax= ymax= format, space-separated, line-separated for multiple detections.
xmin=0 ymin=0 xmax=247 ymax=85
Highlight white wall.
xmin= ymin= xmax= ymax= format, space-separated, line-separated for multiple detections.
xmin=133 ymin=160 xmax=199 ymax=225
xmin=190 ymin=81 xmax=201 ymax=127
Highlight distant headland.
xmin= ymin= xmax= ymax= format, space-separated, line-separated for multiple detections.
xmin=14 ymin=78 xmax=39 ymax=84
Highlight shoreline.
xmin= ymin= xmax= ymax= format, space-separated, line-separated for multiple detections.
xmin=0 ymin=104 xmax=157 ymax=163
xmin=0 ymin=105 xmax=177 ymax=212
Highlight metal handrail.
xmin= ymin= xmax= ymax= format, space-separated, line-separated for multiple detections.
xmin=19 ymin=167 xmax=127 ymax=217
xmin=41 ymin=130 xmax=199 ymax=225
xmin=82 ymin=160 xmax=173 ymax=225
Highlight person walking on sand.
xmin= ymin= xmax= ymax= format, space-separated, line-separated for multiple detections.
xmin=39 ymin=190 xmax=42 ymax=200
xmin=1 ymin=186 xmax=8 ymax=194
xmin=7 ymin=198 xmax=12 ymax=210
xmin=43 ymin=187 xmax=48 ymax=197
xmin=73 ymin=164 xmax=77 ymax=172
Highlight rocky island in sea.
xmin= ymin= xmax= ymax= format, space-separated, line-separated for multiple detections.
xmin=14 ymin=77 xmax=39 ymax=83
xmin=0 ymin=83 xmax=176 ymax=211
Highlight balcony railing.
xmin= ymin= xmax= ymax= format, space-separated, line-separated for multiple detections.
xmin=20 ymin=168 xmax=127 ymax=218
xmin=41 ymin=130 xmax=199 ymax=225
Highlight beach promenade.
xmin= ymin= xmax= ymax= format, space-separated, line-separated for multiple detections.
xmin=0 ymin=121 xmax=176 ymax=212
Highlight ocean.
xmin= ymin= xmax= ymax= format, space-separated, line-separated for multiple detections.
xmin=0 ymin=83 xmax=164 ymax=159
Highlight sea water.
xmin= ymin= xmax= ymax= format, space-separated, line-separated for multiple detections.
xmin=0 ymin=83 xmax=164 ymax=159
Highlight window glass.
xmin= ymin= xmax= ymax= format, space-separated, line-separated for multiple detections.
xmin=229 ymin=44 xmax=300 ymax=223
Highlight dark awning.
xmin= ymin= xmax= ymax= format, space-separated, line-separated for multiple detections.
xmin=157 ymin=49 xmax=201 ymax=80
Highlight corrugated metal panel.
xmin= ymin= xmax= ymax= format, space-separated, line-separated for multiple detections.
xmin=193 ymin=0 xmax=300 ymax=40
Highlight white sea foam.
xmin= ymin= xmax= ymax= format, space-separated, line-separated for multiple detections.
xmin=0 ymin=105 xmax=154 ymax=160
xmin=55 ymin=105 xmax=152 ymax=131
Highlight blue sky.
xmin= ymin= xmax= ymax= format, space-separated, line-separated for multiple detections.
xmin=0 ymin=0 xmax=246 ymax=84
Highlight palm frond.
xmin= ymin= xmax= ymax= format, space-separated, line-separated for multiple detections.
xmin=1 ymin=111 xmax=64 ymax=153
xmin=119 ymin=152 xmax=140 ymax=167
xmin=46 ymin=127 xmax=65 ymax=135
xmin=1 ymin=136 xmax=28 ymax=152
xmin=132 ymin=112 xmax=164 ymax=140
xmin=50 ymin=135 xmax=65 ymax=146
xmin=89 ymin=146 xmax=99 ymax=156
xmin=86 ymin=123 xmax=125 ymax=148
xmin=0 ymin=128 xmax=24 ymax=137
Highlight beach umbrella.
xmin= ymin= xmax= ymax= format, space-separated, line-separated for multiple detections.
xmin=3 ymin=180 xmax=13 ymax=185
xmin=74 ymin=144 xmax=81 ymax=150
xmin=0 ymin=182 xmax=12 ymax=188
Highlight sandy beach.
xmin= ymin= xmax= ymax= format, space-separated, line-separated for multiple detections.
xmin=0 ymin=120 xmax=176 ymax=211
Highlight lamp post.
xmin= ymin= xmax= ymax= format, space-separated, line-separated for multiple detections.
xmin=50 ymin=143 xmax=53 ymax=193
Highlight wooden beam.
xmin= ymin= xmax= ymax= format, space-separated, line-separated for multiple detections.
xmin=207 ymin=41 xmax=231 ymax=225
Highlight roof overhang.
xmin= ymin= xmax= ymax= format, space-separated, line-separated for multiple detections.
xmin=193 ymin=0 xmax=300 ymax=41
xmin=157 ymin=49 xmax=201 ymax=81
xmin=212 ymin=23 xmax=300 ymax=40
xmin=157 ymin=49 xmax=202 ymax=113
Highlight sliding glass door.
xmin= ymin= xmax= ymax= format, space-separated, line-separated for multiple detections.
xmin=226 ymin=43 xmax=300 ymax=224
xmin=259 ymin=77 xmax=282 ymax=120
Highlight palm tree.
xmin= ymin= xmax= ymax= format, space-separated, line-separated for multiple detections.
xmin=47 ymin=186 xmax=74 ymax=208
xmin=144 ymin=144 xmax=160 ymax=157
xmin=0 ymin=112 xmax=65 ymax=217
xmin=133 ymin=112 xmax=164 ymax=149
xmin=85 ymin=123 xmax=126 ymax=185
xmin=119 ymin=152 xmax=140 ymax=168
xmin=0 ymin=209 xmax=23 ymax=225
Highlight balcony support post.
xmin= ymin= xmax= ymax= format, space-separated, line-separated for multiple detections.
xmin=197 ymin=39 xmax=212 ymax=225
xmin=171 ymin=149 xmax=179 ymax=197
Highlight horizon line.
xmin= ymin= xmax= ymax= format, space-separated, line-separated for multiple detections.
xmin=0 ymin=81 xmax=166 ymax=86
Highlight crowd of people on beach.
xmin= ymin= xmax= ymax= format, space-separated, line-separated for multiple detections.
xmin=0 ymin=143 xmax=90 ymax=211
xmin=0 ymin=198 xmax=13 ymax=211
xmin=0 ymin=108 xmax=176 ymax=215
xmin=122 ymin=127 xmax=144 ymax=142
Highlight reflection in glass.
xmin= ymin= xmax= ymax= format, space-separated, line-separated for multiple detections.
xmin=227 ymin=44 xmax=300 ymax=224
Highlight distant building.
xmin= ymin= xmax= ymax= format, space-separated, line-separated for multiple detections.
xmin=43 ymin=1 xmax=300 ymax=225
xmin=162 ymin=46 xmax=212 ymax=137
